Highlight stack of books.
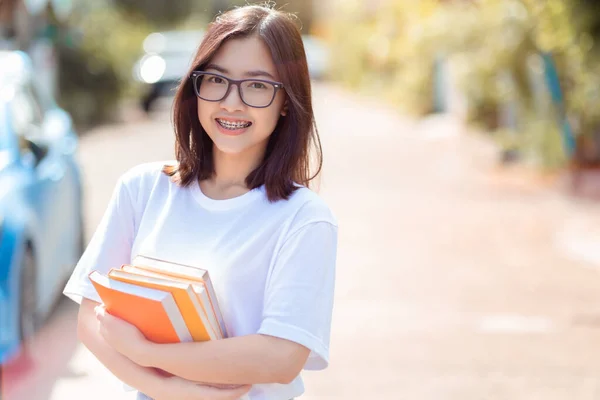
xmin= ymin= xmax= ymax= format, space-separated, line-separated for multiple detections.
xmin=89 ymin=254 xmax=228 ymax=343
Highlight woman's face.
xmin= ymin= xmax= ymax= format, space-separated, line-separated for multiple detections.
xmin=197 ymin=35 xmax=286 ymax=157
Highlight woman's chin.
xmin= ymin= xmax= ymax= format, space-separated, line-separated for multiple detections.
xmin=210 ymin=135 xmax=270 ymax=158
xmin=210 ymin=139 xmax=253 ymax=156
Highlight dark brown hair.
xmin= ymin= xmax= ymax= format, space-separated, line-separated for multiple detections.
xmin=164 ymin=3 xmax=322 ymax=202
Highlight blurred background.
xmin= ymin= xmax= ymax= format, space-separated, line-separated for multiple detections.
xmin=3 ymin=0 xmax=600 ymax=399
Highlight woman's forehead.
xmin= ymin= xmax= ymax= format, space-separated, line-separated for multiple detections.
xmin=209 ymin=36 xmax=279 ymax=80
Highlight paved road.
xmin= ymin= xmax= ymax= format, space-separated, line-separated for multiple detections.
xmin=4 ymin=83 xmax=600 ymax=400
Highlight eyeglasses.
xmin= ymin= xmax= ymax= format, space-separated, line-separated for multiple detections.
xmin=190 ymin=71 xmax=284 ymax=108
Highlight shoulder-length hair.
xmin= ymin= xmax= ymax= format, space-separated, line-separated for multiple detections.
xmin=164 ymin=4 xmax=322 ymax=202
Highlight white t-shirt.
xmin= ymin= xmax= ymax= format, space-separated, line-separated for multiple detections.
xmin=63 ymin=161 xmax=338 ymax=400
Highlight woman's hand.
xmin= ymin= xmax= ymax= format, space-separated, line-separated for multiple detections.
xmin=95 ymin=304 xmax=251 ymax=397
xmin=94 ymin=305 xmax=150 ymax=364
xmin=152 ymin=376 xmax=252 ymax=400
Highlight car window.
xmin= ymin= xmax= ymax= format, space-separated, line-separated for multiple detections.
xmin=28 ymin=81 xmax=51 ymax=115
xmin=8 ymin=85 xmax=45 ymax=157
xmin=9 ymin=84 xmax=43 ymax=138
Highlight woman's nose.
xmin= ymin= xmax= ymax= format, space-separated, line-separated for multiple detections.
xmin=220 ymin=83 xmax=245 ymax=110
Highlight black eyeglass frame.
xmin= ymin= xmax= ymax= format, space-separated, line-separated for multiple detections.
xmin=190 ymin=71 xmax=285 ymax=108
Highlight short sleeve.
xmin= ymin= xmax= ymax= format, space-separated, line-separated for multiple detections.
xmin=63 ymin=174 xmax=137 ymax=305
xmin=257 ymin=221 xmax=338 ymax=371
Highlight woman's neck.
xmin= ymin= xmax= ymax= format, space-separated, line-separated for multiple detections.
xmin=200 ymin=144 xmax=265 ymax=199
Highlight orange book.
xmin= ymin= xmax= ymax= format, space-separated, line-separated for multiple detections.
xmin=132 ymin=254 xmax=228 ymax=338
xmin=88 ymin=271 xmax=193 ymax=344
xmin=108 ymin=268 xmax=217 ymax=341
xmin=119 ymin=265 xmax=220 ymax=339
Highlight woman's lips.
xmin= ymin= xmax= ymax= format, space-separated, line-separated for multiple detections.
xmin=215 ymin=118 xmax=252 ymax=136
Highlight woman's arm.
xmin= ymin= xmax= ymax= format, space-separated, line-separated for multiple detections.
xmin=95 ymin=303 xmax=309 ymax=386
xmin=78 ymin=299 xmax=251 ymax=399
xmin=135 ymin=334 xmax=310 ymax=385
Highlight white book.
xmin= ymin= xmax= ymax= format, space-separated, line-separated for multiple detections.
xmin=132 ymin=254 xmax=228 ymax=339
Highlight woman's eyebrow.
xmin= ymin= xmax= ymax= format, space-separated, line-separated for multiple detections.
xmin=245 ymin=70 xmax=276 ymax=80
xmin=205 ymin=63 xmax=277 ymax=80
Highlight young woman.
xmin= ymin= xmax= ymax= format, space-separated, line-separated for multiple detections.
xmin=63 ymin=4 xmax=338 ymax=400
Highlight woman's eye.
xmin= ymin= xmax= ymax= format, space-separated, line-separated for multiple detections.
xmin=249 ymin=82 xmax=267 ymax=89
xmin=209 ymin=77 xmax=225 ymax=84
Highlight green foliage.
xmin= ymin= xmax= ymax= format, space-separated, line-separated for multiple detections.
xmin=52 ymin=5 xmax=153 ymax=127
xmin=328 ymin=0 xmax=600 ymax=169
xmin=115 ymin=0 xmax=195 ymax=28
xmin=329 ymin=1 xmax=440 ymax=115
xmin=55 ymin=43 xmax=120 ymax=127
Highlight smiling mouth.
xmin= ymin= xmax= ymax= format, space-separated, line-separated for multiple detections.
xmin=216 ymin=118 xmax=253 ymax=130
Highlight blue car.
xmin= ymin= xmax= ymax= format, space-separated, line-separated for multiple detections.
xmin=0 ymin=51 xmax=85 ymax=363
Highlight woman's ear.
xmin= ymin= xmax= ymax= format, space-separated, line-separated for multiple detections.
xmin=281 ymin=100 xmax=288 ymax=116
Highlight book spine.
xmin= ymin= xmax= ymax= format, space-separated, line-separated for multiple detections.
xmin=203 ymin=275 xmax=228 ymax=338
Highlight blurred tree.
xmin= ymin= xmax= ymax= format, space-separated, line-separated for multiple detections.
xmin=210 ymin=0 xmax=314 ymax=32
xmin=328 ymin=0 xmax=600 ymax=169
xmin=172 ymin=1 xmax=313 ymax=34
xmin=284 ymin=0 xmax=314 ymax=33
xmin=115 ymin=0 xmax=198 ymax=27
xmin=0 ymin=0 xmax=17 ymax=29
xmin=51 ymin=2 xmax=152 ymax=127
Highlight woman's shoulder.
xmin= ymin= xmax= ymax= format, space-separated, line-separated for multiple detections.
xmin=284 ymin=185 xmax=338 ymax=228
xmin=119 ymin=160 xmax=175 ymax=183
xmin=117 ymin=160 xmax=177 ymax=195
